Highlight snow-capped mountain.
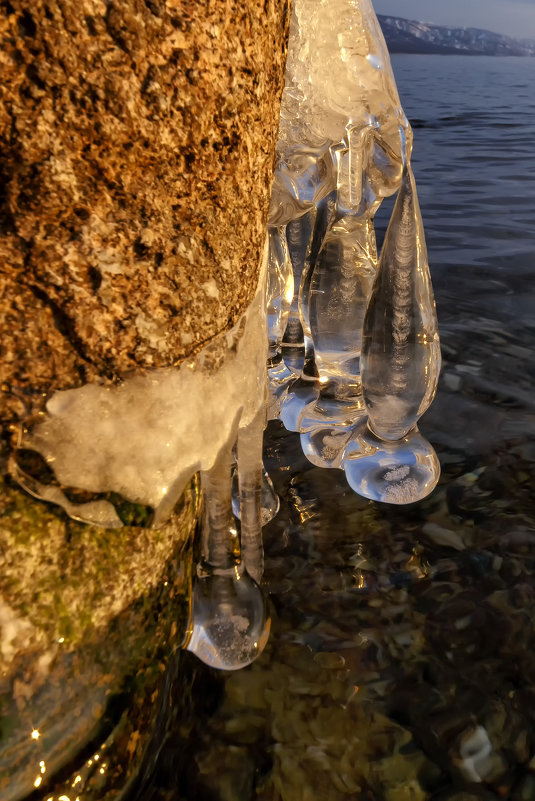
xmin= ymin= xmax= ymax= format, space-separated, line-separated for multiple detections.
xmin=377 ymin=15 xmax=535 ymax=56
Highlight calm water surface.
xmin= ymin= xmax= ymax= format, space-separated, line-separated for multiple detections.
xmin=143 ymin=57 xmax=535 ymax=801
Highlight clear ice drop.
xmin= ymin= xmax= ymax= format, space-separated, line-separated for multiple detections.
xmin=200 ymin=442 xmax=238 ymax=570
xmin=342 ymin=419 xmax=440 ymax=504
xmin=300 ymin=426 xmax=353 ymax=469
xmin=188 ymin=438 xmax=271 ymax=670
xmin=185 ymin=566 xmax=271 ymax=671
xmin=361 ymin=132 xmax=441 ymax=441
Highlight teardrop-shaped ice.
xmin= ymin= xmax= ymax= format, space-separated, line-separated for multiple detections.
xmin=361 ymin=138 xmax=441 ymax=441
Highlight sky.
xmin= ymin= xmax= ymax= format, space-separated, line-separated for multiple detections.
xmin=373 ymin=0 xmax=535 ymax=40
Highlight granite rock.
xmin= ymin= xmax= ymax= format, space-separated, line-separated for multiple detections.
xmin=0 ymin=0 xmax=290 ymax=445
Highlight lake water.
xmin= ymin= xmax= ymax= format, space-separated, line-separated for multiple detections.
xmin=141 ymin=57 xmax=535 ymax=801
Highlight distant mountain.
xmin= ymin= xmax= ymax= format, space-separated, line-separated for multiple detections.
xmin=377 ymin=15 xmax=535 ymax=56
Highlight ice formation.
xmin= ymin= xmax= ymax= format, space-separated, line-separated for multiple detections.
xmin=9 ymin=0 xmax=443 ymax=684
xmin=11 ymin=242 xmax=274 ymax=668
xmin=267 ymin=0 xmax=441 ymax=503
xmin=13 ymin=253 xmax=268 ymax=525
xmin=361 ymin=128 xmax=441 ymax=441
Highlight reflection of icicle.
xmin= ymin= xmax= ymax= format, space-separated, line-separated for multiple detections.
xmin=236 ymin=409 xmax=265 ymax=584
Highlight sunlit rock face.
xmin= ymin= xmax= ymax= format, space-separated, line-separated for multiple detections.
xmin=0 ymin=0 xmax=290 ymax=436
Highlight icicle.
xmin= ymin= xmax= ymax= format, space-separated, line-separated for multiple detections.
xmin=236 ymin=409 xmax=265 ymax=584
xmin=301 ymin=128 xmax=379 ymax=433
xmin=360 ymin=127 xmax=441 ymax=441
xmin=278 ymin=191 xmax=336 ymax=432
xmin=342 ymin=128 xmax=441 ymax=504
xmin=185 ymin=433 xmax=271 ymax=670
xmin=266 ymin=226 xmax=294 ymax=362
xmin=266 ymin=226 xmax=296 ymax=421
xmin=280 ymin=210 xmax=315 ymax=375
xmin=199 ymin=438 xmax=238 ymax=570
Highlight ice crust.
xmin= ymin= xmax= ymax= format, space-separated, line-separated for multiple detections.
xmin=280 ymin=0 xmax=403 ymax=146
xmin=269 ymin=0 xmax=409 ymax=230
xmin=21 ymin=251 xmax=268 ymax=524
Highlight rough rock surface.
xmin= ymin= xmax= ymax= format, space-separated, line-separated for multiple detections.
xmin=0 ymin=0 xmax=290 ymax=445
xmin=0 ymin=471 xmax=199 ymax=799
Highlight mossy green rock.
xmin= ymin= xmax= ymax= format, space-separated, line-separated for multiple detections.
xmin=0 ymin=473 xmax=198 ymax=800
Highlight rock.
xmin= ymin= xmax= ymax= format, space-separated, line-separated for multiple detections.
xmin=0 ymin=0 xmax=290 ymax=439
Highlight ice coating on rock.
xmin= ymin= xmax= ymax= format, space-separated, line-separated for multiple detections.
xmin=269 ymin=0 xmax=409 ymax=226
xmin=15 ymin=252 xmax=269 ymax=527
